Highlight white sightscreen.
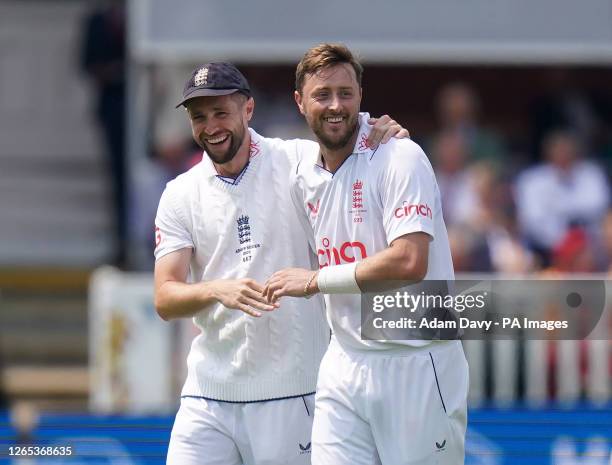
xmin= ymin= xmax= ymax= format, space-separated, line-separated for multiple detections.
xmin=130 ymin=0 xmax=612 ymax=64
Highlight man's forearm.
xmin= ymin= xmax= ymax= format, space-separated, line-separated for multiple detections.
xmin=264 ymin=235 xmax=429 ymax=301
xmin=313 ymin=243 xmax=426 ymax=295
xmin=155 ymin=280 xmax=217 ymax=321
xmin=356 ymin=243 xmax=427 ymax=284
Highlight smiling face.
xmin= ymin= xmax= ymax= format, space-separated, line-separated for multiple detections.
xmin=295 ymin=63 xmax=362 ymax=153
xmin=185 ymin=93 xmax=254 ymax=166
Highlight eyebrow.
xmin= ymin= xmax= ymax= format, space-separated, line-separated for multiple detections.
xmin=312 ymin=85 xmax=354 ymax=92
xmin=188 ymin=105 xmax=229 ymax=116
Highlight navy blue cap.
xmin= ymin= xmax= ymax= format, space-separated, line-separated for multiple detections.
xmin=176 ymin=62 xmax=251 ymax=108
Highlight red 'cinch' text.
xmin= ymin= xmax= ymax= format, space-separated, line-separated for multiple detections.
xmin=394 ymin=202 xmax=432 ymax=219
xmin=317 ymin=237 xmax=368 ymax=268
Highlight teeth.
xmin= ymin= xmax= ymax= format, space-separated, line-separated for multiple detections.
xmin=207 ymin=135 xmax=229 ymax=144
xmin=325 ymin=117 xmax=344 ymax=123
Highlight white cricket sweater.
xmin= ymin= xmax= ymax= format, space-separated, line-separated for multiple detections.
xmin=154 ymin=129 xmax=329 ymax=402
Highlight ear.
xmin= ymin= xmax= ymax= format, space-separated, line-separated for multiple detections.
xmin=245 ymin=97 xmax=255 ymax=121
xmin=294 ymin=90 xmax=305 ymax=115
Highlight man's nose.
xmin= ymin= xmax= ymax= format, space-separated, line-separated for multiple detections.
xmin=328 ymin=94 xmax=341 ymax=112
xmin=203 ymin=124 xmax=219 ymax=136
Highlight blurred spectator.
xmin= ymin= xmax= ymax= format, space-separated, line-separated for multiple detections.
xmin=433 ymin=82 xmax=507 ymax=166
xmin=432 ymin=130 xmax=492 ymax=272
xmin=447 ymin=224 xmax=492 ymax=273
xmin=486 ymin=222 xmax=534 ymax=274
xmin=80 ymin=0 xmax=127 ymax=266
xmin=445 ymin=161 xmax=534 ymax=274
xmin=600 ymin=210 xmax=612 ymax=273
xmin=131 ymin=131 xmax=197 ymax=270
xmin=441 ymin=158 xmax=496 ymax=272
xmin=549 ymin=226 xmax=597 ymax=273
xmin=431 ymin=130 xmax=472 ymax=225
xmin=530 ymin=69 xmax=606 ymax=159
xmin=468 ymin=164 xmax=535 ymax=274
xmin=514 ymin=130 xmax=609 ymax=266
xmin=432 ymin=128 xmax=532 ymax=274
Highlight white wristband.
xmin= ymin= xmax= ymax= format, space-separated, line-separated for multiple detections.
xmin=317 ymin=262 xmax=361 ymax=294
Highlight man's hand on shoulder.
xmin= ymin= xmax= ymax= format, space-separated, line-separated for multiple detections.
xmin=367 ymin=115 xmax=410 ymax=148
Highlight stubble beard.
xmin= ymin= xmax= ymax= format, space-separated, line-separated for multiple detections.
xmin=200 ymin=126 xmax=245 ymax=165
xmin=312 ymin=114 xmax=359 ymax=152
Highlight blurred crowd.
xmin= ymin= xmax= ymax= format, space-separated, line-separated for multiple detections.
xmin=427 ymin=82 xmax=611 ymax=275
xmin=77 ymin=4 xmax=612 ymax=274
xmin=131 ymin=77 xmax=612 ymax=275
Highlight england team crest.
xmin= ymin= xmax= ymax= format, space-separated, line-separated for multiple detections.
xmin=235 ymin=214 xmax=261 ymax=263
xmin=349 ymin=179 xmax=367 ymax=223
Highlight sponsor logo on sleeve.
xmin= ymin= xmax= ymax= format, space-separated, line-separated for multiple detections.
xmin=394 ymin=202 xmax=432 ymax=219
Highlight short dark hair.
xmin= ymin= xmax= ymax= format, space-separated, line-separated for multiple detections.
xmin=232 ymin=92 xmax=250 ymax=104
xmin=295 ymin=43 xmax=363 ymax=93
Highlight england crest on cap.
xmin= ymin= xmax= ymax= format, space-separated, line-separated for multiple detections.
xmin=194 ymin=67 xmax=209 ymax=86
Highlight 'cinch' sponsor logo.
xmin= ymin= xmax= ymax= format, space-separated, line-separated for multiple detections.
xmin=317 ymin=237 xmax=367 ymax=268
xmin=394 ymin=202 xmax=432 ymax=219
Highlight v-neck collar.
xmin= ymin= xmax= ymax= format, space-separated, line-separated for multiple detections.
xmin=200 ymin=128 xmax=264 ymax=186
xmin=315 ymin=113 xmax=374 ymax=176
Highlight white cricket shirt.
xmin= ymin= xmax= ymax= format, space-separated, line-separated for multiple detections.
xmin=155 ymin=129 xmax=329 ymax=402
xmin=291 ymin=114 xmax=454 ymax=351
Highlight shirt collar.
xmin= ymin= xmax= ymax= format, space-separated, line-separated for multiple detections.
xmin=200 ymin=127 xmax=263 ymax=179
xmin=316 ymin=112 xmax=373 ymax=167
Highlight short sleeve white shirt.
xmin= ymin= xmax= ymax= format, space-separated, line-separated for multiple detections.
xmin=291 ymin=114 xmax=454 ymax=350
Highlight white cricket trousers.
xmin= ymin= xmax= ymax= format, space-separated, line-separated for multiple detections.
xmin=167 ymin=394 xmax=315 ymax=465
xmin=312 ymin=339 xmax=468 ymax=465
